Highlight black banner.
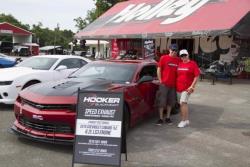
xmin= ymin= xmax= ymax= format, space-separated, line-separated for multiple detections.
xmin=73 ymin=90 xmax=124 ymax=166
xmin=144 ymin=39 xmax=155 ymax=59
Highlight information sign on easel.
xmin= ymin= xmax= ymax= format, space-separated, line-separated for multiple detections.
xmin=73 ymin=90 xmax=125 ymax=167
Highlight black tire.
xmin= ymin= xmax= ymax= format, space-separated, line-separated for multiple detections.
xmin=22 ymin=81 xmax=40 ymax=90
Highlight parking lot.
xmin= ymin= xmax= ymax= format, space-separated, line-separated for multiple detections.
xmin=1 ymin=79 xmax=250 ymax=167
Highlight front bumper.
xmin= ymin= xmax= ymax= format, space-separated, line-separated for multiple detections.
xmin=0 ymin=84 xmax=19 ymax=104
xmin=13 ymin=98 xmax=76 ymax=145
xmin=11 ymin=124 xmax=74 ymax=145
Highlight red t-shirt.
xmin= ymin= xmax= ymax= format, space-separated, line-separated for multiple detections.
xmin=158 ymin=55 xmax=181 ymax=88
xmin=176 ymin=60 xmax=200 ymax=92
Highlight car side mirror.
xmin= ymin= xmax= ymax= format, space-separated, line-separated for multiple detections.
xmin=138 ymin=75 xmax=153 ymax=84
xmin=55 ymin=65 xmax=67 ymax=71
xmin=15 ymin=57 xmax=22 ymax=63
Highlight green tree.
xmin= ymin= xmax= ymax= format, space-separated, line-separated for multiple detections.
xmin=31 ymin=23 xmax=74 ymax=48
xmin=1 ymin=13 xmax=74 ymax=48
xmin=0 ymin=13 xmax=30 ymax=30
xmin=74 ymin=0 xmax=127 ymax=31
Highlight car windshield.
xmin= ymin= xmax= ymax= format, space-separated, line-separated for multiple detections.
xmin=70 ymin=62 xmax=137 ymax=83
xmin=0 ymin=53 xmax=7 ymax=58
xmin=0 ymin=53 xmax=15 ymax=61
xmin=16 ymin=57 xmax=58 ymax=70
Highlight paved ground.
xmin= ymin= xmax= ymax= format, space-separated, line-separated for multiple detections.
xmin=0 ymin=79 xmax=250 ymax=167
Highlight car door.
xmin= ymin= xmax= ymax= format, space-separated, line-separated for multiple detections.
xmin=126 ymin=64 xmax=159 ymax=122
xmin=53 ymin=58 xmax=87 ymax=80
xmin=136 ymin=65 xmax=159 ymax=115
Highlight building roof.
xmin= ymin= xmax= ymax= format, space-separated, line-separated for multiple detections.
xmin=75 ymin=0 xmax=250 ymax=39
xmin=0 ymin=22 xmax=32 ymax=36
xmin=39 ymin=46 xmax=62 ymax=51
xmin=23 ymin=43 xmax=39 ymax=46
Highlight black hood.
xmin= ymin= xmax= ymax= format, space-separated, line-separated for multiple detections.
xmin=26 ymin=78 xmax=118 ymax=96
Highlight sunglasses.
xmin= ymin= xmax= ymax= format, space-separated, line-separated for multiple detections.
xmin=180 ymin=54 xmax=188 ymax=57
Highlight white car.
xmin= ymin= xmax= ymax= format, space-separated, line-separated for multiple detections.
xmin=0 ymin=55 xmax=91 ymax=104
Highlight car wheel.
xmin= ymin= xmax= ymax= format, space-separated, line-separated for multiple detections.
xmin=22 ymin=80 xmax=40 ymax=90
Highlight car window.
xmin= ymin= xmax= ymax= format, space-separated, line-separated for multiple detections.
xmin=56 ymin=58 xmax=86 ymax=69
xmin=70 ymin=63 xmax=137 ymax=83
xmin=80 ymin=66 xmax=105 ymax=76
xmin=80 ymin=59 xmax=87 ymax=66
xmin=139 ymin=65 xmax=157 ymax=79
xmin=17 ymin=57 xmax=58 ymax=70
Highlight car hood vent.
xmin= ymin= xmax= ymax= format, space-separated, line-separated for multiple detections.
xmin=22 ymin=98 xmax=75 ymax=111
xmin=52 ymin=81 xmax=81 ymax=89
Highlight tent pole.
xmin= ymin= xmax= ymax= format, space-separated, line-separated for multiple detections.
xmin=98 ymin=40 xmax=100 ymax=59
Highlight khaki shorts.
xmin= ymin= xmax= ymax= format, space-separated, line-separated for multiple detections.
xmin=177 ymin=91 xmax=190 ymax=104
xmin=155 ymin=84 xmax=176 ymax=108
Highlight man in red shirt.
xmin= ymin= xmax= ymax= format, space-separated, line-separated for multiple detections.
xmin=176 ymin=49 xmax=200 ymax=128
xmin=156 ymin=44 xmax=181 ymax=125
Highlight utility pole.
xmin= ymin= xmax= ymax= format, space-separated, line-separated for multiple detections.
xmin=54 ymin=23 xmax=60 ymax=54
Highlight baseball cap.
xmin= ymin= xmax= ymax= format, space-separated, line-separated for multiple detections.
xmin=179 ymin=49 xmax=189 ymax=57
xmin=169 ymin=44 xmax=178 ymax=51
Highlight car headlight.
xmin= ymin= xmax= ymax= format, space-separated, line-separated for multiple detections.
xmin=0 ymin=81 xmax=13 ymax=85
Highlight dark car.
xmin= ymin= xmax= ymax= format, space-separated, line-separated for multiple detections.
xmin=0 ymin=41 xmax=13 ymax=53
xmin=12 ymin=60 xmax=160 ymax=144
xmin=0 ymin=53 xmax=17 ymax=68
xmin=12 ymin=45 xmax=30 ymax=57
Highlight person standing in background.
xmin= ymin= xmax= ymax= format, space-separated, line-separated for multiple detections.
xmin=176 ymin=49 xmax=200 ymax=128
xmin=155 ymin=44 xmax=181 ymax=126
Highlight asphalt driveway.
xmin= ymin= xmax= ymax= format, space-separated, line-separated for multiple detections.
xmin=0 ymin=79 xmax=250 ymax=167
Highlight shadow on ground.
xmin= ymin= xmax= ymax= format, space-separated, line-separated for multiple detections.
xmin=126 ymin=104 xmax=224 ymax=153
xmin=0 ymin=104 xmax=14 ymax=111
xmin=7 ymin=103 xmax=224 ymax=158
xmin=17 ymin=137 xmax=73 ymax=154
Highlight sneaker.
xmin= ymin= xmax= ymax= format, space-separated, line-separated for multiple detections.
xmin=185 ymin=120 xmax=190 ymax=126
xmin=177 ymin=121 xmax=187 ymax=128
xmin=155 ymin=119 xmax=164 ymax=126
xmin=165 ymin=118 xmax=173 ymax=125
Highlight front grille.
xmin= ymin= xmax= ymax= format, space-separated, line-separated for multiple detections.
xmin=19 ymin=117 xmax=74 ymax=133
xmin=22 ymin=98 xmax=75 ymax=111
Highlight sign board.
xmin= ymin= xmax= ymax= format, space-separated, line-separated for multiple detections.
xmin=0 ymin=29 xmax=13 ymax=34
xmin=107 ymin=0 xmax=210 ymax=25
xmin=73 ymin=91 xmax=124 ymax=166
xmin=144 ymin=39 xmax=155 ymax=59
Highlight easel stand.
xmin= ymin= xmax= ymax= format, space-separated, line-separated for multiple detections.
xmin=122 ymin=122 xmax=128 ymax=162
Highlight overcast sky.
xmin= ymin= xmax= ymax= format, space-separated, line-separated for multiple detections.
xmin=0 ymin=0 xmax=95 ymax=32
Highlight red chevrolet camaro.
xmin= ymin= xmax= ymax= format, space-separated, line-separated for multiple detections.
xmin=12 ymin=60 xmax=160 ymax=144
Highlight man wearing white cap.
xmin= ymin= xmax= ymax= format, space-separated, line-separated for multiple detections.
xmin=176 ymin=49 xmax=200 ymax=128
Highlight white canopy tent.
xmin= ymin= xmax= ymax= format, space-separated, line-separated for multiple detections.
xmin=69 ymin=40 xmax=110 ymax=59
xmin=68 ymin=40 xmax=109 ymax=46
